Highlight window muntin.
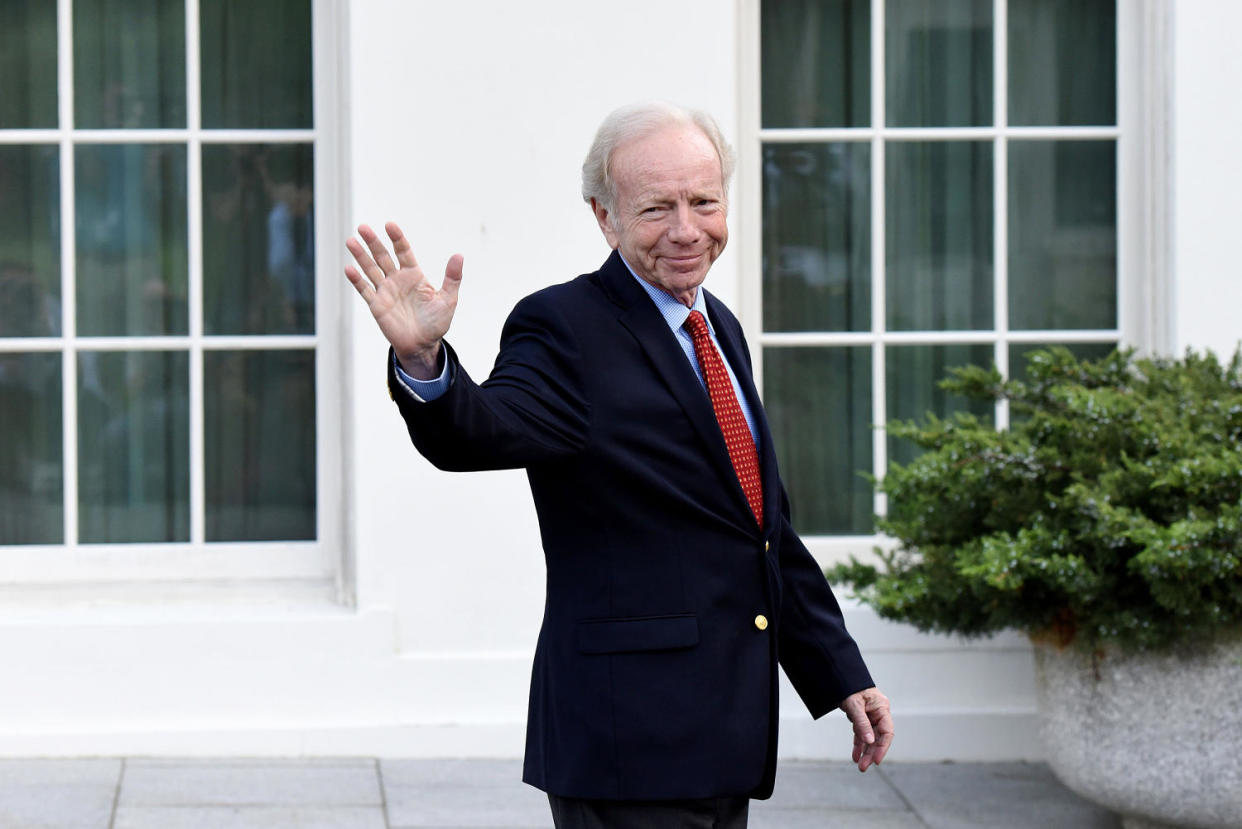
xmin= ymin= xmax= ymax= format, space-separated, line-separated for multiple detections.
xmin=756 ymin=0 xmax=1119 ymax=537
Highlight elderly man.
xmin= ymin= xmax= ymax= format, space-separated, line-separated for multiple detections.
xmin=345 ymin=102 xmax=892 ymax=829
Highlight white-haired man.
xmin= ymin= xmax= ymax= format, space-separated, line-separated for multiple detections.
xmin=346 ymin=102 xmax=892 ymax=829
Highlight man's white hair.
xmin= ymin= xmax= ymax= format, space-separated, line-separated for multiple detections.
xmin=581 ymin=102 xmax=736 ymax=216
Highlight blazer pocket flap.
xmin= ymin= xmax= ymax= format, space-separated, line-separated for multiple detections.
xmin=576 ymin=614 xmax=699 ymax=654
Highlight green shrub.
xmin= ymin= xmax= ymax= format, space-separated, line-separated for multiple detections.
xmin=828 ymin=347 xmax=1242 ymax=651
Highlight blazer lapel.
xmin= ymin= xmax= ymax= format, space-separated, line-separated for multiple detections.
xmin=596 ymin=253 xmax=760 ymax=534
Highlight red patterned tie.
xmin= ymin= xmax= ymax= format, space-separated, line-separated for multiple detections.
xmin=684 ymin=310 xmax=763 ymax=528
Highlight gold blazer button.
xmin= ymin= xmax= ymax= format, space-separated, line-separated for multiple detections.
xmin=754 ymin=614 xmax=768 ymax=631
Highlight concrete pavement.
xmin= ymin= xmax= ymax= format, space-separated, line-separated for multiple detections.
xmin=0 ymin=758 xmax=1121 ymax=828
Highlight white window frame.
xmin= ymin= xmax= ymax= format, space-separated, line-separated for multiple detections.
xmin=0 ymin=0 xmax=349 ymax=601
xmin=736 ymin=0 xmax=1171 ymax=564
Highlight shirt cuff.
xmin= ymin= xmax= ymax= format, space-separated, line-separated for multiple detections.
xmin=392 ymin=349 xmax=451 ymax=402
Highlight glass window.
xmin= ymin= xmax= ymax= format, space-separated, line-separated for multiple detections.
xmin=0 ymin=1 xmax=58 ymax=128
xmin=761 ymin=0 xmax=870 ymax=128
xmin=886 ymin=0 xmax=993 ymax=128
xmin=0 ymin=353 xmax=63 ymax=545
xmin=1009 ymin=0 xmax=1116 ymax=127
xmin=200 ymin=0 xmax=313 ymax=129
xmin=75 ymin=144 xmax=189 ymax=337
xmin=764 ymin=346 xmax=873 ymax=534
xmin=762 ymin=143 xmax=871 ymax=332
xmin=73 ymin=0 xmax=186 ymax=129
xmin=757 ymin=0 xmax=1119 ymax=536
xmin=202 ymin=144 xmax=315 ymax=335
xmin=0 ymin=145 xmax=60 ymax=338
xmin=0 ymin=2 xmax=330 ymax=583
xmin=77 ymin=350 xmax=190 ymax=543
xmin=886 ymin=141 xmax=993 ymax=331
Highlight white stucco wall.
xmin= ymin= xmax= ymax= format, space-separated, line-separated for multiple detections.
xmin=1172 ymin=1 xmax=1242 ymax=358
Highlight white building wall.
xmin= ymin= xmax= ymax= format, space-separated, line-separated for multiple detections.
xmin=1172 ymin=0 xmax=1242 ymax=358
xmin=0 ymin=0 xmax=1232 ymax=764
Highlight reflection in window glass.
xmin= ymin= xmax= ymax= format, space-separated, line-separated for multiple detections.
xmin=205 ymin=350 xmax=316 ymax=542
xmin=0 ymin=353 xmax=63 ymax=544
xmin=74 ymin=0 xmax=186 ymax=129
xmin=763 ymin=143 xmax=870 ymax=332
xmin=78 ymin=351 xmax=189 ymax=543
xmin=764 ymin=346 xmax=873 ymax=535
xmin=761 ymin=0 xmax=870 ymax=128
xmin=200 ymin=0 xmax=312 ymax=129
xmin=1009 ymin=141 xmax=1116 ymax=331
xmin=202 ymin=144 xmax=315 ymax=335
xmin=887 ymin=141 xmax=993 ymax=331
xmin=0 ymin=145 xmax=61 ymax=337
xmin=75 ymin=144 xmax=188 ymax=336
xmin=886 ymin=344 xmax=993 ymax=467
xmin=1009 ymin=0 xmax=1115 ymax=126
xmin=0 ymin=0 xmax=58 ymax=128
xmin=886 ymin=0 xmax=992 ymax=127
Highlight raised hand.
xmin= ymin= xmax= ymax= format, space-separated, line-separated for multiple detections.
xmin=344 ymin=222 xmax=463 ymax=379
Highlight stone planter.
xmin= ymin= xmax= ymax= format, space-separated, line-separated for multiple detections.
xmin=1033 ymin=638 xmax=1242 ymax=829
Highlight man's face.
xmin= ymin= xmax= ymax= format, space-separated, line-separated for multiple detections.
xmin=592 ymin=124 xmax=728 ymax=306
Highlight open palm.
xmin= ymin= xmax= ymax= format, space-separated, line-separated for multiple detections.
xmin=344 ymin=222 xmax=463 ymax=378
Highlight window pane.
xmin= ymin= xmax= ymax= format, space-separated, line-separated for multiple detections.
xmin=77 ymin=350 xmax=189 ymax=543
xmin=203 ymin=144 xmax=315 ymax=335
xmin=886 ymin=141 xmax=993 ymax=331
xmin=761 ymin=0 xmax=869 ymax=128
xmin=75 ymin=144 xmax=188 ymax=336
xmin=886 ymin=344 xmax=993 ymax=467
xmin=0 ymin=353 xmax=63 ymax=544
xmin=763 ymin=346 xmax=872 ymax=534
xmin=200 ymin=0 xmax=312 ymax=129
xmin=763 ymin=143 xmax=870 ymax=332
xmin=205 ymin=350 xmax=316 ymax=541
xmin=74 ymin=0 xmax=186 ymax=129
xmin=0 ymin=0 xmax=57 ymax=128
xmin=886 ymin=0 xmax=992 ymax=127
xmin=0 ymin=144 xmax=61 ymax=337
xmin=1009 ymin=0 xmax=1115 ymax=126
xmin=1009 ymin=141 xmax=1116 ymax=330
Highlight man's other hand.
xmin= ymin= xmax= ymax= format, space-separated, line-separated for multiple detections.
xmin=840 ymin=687 xmax=893 ymax=772
xmin=345 ymin=222 xmax=463 ymax=379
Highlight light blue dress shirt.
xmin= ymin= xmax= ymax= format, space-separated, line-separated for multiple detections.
xmin=393 ymin=256 xmax=760 ymax=450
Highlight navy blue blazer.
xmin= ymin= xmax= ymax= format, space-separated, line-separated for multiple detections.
xmin=388 ymin=250 xmax=873 ymax=801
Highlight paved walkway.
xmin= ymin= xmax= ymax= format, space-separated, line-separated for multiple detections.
xmin=0 ymin=758 xmax=1121 ymax=829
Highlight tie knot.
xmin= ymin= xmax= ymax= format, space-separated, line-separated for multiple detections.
xmin=684 ymin=310 xmax=710 ymax=339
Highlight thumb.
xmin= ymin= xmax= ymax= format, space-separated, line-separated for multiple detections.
xmin=441 ymin=254 xmax=465 ymax=300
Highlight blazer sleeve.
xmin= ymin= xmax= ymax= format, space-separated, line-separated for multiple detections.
xmin=775 ymin=491 xmax=876 ymax=718
xmin=388 ymin=290 xmax=592 ymax=472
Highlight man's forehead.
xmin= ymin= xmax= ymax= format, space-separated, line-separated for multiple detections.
xmin=614 ymin=135 xmax=723 ymax=193
xmin=613 ymin=125 xmax=720 ymax=171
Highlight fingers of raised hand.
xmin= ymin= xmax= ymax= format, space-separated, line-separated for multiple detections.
xmin=346 ymin=231 xmax=386 ymax=287
xmin=386 ymin=222 xmax=420 ymax=270
xmin=343 ymin=264 xmax=373 ymax=300
xmin=358 ymin=223 xmax=399 ymax=276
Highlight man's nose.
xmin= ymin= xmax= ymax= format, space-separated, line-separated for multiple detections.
xmin=667 ymin=204 xmax=700 ymax=242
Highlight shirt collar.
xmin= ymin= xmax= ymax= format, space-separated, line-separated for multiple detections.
xmin=618 ymin=253 xmax=712 ymax=337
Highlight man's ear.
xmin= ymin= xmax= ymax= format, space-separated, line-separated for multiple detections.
xmin=590 ymin=198 xmax=620 ymax=249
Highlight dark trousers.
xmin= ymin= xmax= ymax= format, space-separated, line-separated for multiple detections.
xmin=547 ymin=793 xmax=749 ymax=829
